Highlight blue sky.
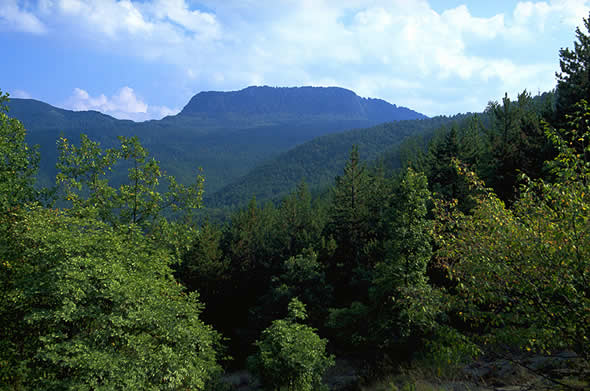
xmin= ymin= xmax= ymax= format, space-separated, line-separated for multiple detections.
xmin=1 ymin=0 xmax=589 ymax=121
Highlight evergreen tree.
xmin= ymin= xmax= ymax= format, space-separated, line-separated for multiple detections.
xmin=370 ymin=168 xmax=440 ymax=357
xmin=556 ymin=13 xmax=590 ymax=123
xmin=326 ymin=145 xmax=373 ymax=304
xmin=480 ymin=91 xmax=548 ymax=202
xmin=276 ymin=181 xmax=325 ymax=258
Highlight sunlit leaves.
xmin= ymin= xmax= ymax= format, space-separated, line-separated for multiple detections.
xmin=56 ymin=134 xmax=204 ymax=232
xmin=0 ymin=90 xmax=39 ymax=211
xmin=1 ymin=206 xmax=221 ymax=390
xmin=436 ymin=103 xmax=590 ymax=359
xmin=249 ymin=298 xmax=334 ymax=391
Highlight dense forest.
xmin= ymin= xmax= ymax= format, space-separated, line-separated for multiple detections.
xmin=1 ymin=14 xmax=590 ymax=391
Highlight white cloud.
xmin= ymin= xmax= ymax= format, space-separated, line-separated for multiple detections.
xmin=55 ymin=0 xmax=154 ymax=37
xmin=8 ymin=0 xmax=590 ymax=116
xmin=513 ymin=0 xmax=590 ymax=32
xmin=0 ymin=0 xmax=46 ymax=34
xmin=148 ymin=0 xmax=220 ymax=38
xmin=64 ymin=86 xmax=177 ymax=121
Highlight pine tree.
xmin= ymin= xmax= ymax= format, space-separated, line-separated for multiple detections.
xmin=326 ymin=145 xmax=373 ymax=304
xmin=556 ymin=13 xmax=590 ymax=122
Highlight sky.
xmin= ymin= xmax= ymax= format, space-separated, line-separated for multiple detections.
xmin=1 ymin=0 xmax=589 ymax=121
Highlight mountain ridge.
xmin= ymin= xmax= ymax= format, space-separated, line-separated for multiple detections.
xmin=8 ymin=85 xmax=428 ymax=200
xmin=178 ymin=86 xmax=425 ymax=121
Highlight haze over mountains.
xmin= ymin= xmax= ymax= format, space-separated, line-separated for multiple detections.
xmin=9 ymin=85 xmax=428 ymax=207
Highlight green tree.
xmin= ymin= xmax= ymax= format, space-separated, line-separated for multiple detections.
xmin=0 ymin=207 xmax=222 ymax=390
xmin=328 ymin=145 xmax=371 ymax=255
xmin=0 ymin=91 xmax=39 ymax=211
xmin=369 ymin=168 xmax=440 ymax=356
xmin=480 ymin=91 xmax=549 ymax=202
xmin=56 ymin=134 xmax=204 ymax=232
xmin=326 ymin=145 xmax=387 ymax=305
xmin=220 ymin=198 xmax=282 ymax=356
xmin=0 ymin=103 xmax=222 ymax=389
xmin=275 ymin=181 xmax=325 ymax=258
xmin=264 ymin=248 xmax=332 ymax=326
xmin=249 ymin=298 xmax=334 ymax=391
xmin=426 ymin=126 xmax=462 ymax=201
xmin=556 ymin=13 xmax=590 ymax=122
xmin=436 ymin=102 xmax=590 ymax=361
xmin=177 ymin=220 xmax=228 ymax=301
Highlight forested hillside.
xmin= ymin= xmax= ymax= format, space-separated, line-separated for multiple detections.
xmin=9 ymin=86 xmax=425 ymax=194
xmin=1 ymin=13 xmax=590 ymax=391
xmin=207 ymin=114 xmax=466 ymax=207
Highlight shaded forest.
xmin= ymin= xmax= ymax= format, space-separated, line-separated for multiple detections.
xmin=1 ymin=14 xmax=590 ymax=391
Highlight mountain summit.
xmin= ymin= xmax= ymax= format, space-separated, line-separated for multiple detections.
xmin=179 ymin=86 xmax=426 ymax=121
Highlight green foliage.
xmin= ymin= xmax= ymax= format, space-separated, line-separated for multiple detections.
xmin=326 ymin=301 xmax=370 ymax=348
xmin=0 ymin=91 xmax=39 ymax=211
xmin=275 ymin=181 xmax=325 ymax=257
xmin=249 ymin=298 xmax=334 ymax=391
xmin=556 ymin=12 xmax=590 ymax=122
xmin=325 ymin=146 xmax=391 ymax=307
xmin=369 ymin=168 xmax=440 ymax=354
xmin=210 ymin=115 xmax=462 ymax=208
xmin=329 ymin=145 xmax=372 ymax=264
xmin=435 ymin=101 xmax=590 ymax=359
xmin=267 ymin=248 xmax=332 ymax=325
xmin=417 ymin=326 xmax=481 ymax=371
xmin=177 ymin=220 xmax=229 ymax=299
xmin=56 ymin=134 xmax=204 ymax=232
xmin=0 ymin=207 xmax=221 ymax=390
xmin=480 ymin=91 xmax=550 ymax=202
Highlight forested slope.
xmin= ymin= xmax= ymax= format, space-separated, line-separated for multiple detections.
xmin=207 ymin=115 xmax=466 ymax=207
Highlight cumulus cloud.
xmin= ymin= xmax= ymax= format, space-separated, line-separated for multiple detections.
xmin=512 ymin=0 xmax=590 ymax=34
xmin=7 ymin=0 xmax=590 ymax=115
xmin=65 ymin=87 xmax=178 ymax=121
xmin=0 ymin=0 xmax=46 ymax=34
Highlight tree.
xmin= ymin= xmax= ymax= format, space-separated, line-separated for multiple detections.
xmin=275 ymin=181 xmax=325 ymax=258
xmin=326 ymin=145 xmax=386 ymax=305
xmin=0 ymin=91 xmax=39 ymax=211
xmin=220 ymin=198 xmax=282 ymax=357
xmin=263 ymin=248 xmax=332 ymax=326
xmin=249 ymin=298 xmax=334 ymax=391
xmin=0 ymin=207 xmax=222 ymax=390
xmin=556 ymin=13 xmax=590 ymax=122
xmin=436 ymin=101 xmax=590 ymax=361
xmin=0 ymin=103 xmax=222 ymax=389
xmin=427 ymin=126 xmax=462 ymax=201
xmin=56 ymin=134 xmax=204 ymax=232
xmin=369 ymin=168 xmax=440 ymax=357
xmin=480 ymin=91 xmax=549 ymax=203
xmin=328 ymin=145 xmax=371 ymax=254
xmin=177 ymin=220 xmax=228 ymax=302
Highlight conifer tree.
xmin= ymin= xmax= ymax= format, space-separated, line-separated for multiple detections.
xmin=556 ymin=13 xmax=590 ymax=122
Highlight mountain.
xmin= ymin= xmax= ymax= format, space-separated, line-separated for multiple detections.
xmin=179 ymin=86 xmax=424 ymax=122
xmin=9 ymin=86 xmax=426 ymax=201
